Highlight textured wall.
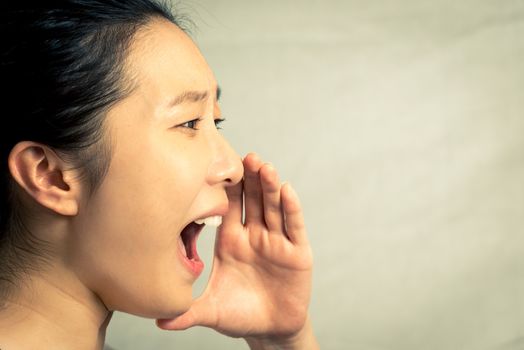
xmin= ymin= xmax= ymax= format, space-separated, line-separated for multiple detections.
xmin=106 ymin=1 xmax=524 ymax=349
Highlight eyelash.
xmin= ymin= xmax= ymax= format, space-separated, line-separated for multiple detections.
xmin=215 ymin=118 xmax=226 ymax=130
xmin=180 ymin=118 xmax=226 ymax=130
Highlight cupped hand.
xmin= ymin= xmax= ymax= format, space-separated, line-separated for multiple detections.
xmin=156 ymin=153 xmax=313 ymax=340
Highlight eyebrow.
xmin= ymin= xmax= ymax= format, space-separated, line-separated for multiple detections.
xmin=168 ymin=85 xmax=221 ymax=107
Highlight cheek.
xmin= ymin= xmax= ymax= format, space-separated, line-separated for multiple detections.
xmin=70 ymin=133 xmax=212 ymax=315
xmin=107 ymin=130 xmax=210 ymax=218
xmin=89 ymin=135 xmax=208 ymax=248
xmin=71 ymin=162 xmax=196 ymax=317
xmin=158 ymin=133 xmax=214 ymax=196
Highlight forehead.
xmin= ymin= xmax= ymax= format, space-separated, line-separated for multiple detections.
xmin=126 ymin=19 xmax=216 ymax=104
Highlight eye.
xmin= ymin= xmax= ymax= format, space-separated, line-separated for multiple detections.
xmin=214 ymin=118 xmax=226 ymax=130
xmin=179 ymin=118 xmax=202 ymax=130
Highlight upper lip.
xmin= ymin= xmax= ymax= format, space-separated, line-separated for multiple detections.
xmin=190 ymin=202 xmax=229 ymax=224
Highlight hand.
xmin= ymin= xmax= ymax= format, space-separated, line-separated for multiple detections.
xmin=156 ymin=153 xmax=314 ymax=341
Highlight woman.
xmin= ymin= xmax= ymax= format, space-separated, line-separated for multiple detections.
xmin=0 ymin=1 xmax=318 ymax=349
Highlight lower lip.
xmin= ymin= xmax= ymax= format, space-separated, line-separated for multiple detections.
xmin=177 ymin=227 xmax=205 ymax=278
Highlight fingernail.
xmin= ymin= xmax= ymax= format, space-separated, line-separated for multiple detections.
xmin=250 ymin=152 xmax=258 ymax=158
xmin=285 ymin=182 xmax=298 ymax=198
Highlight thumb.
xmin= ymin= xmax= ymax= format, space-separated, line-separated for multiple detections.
xmin=155 ymin=296 xmax=216 ymax=331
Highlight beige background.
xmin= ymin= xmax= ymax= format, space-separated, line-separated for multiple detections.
xmin=106 ymin=0 xmax=524 ymax=349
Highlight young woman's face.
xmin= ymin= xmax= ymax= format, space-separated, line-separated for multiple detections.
xmin=69 ymin=20 xmax=243 ymax=318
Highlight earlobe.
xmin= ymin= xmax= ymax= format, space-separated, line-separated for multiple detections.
xmin=8 ymin=141 xmax=80 ymax=216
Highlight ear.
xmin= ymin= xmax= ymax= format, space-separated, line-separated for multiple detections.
xmin=7 ymin=141 xmax=81 ymax=216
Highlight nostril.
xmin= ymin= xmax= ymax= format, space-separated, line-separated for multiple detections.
xmin=208 ymin=148 xmax=243 ymax=185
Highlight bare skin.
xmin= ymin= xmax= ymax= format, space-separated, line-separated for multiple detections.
xmin=158 ymin=153 xmax=319 ymax=349
xmin=0 ymin=18 xmax=318 ymax=350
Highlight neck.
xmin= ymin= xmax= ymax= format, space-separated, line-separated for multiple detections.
xmin=0 ymin=267 xmax=112 ymax=350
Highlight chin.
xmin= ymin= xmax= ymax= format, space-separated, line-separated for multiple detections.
xmin=109 ymin=288 xmax=192 ymax=320
xmin=147 ymin=289 xmax=194 ymax=320
xmin=120 ymin=303 xmax=190 ymax=320
xmin=151 ymin=306 xmax=190 ymax=320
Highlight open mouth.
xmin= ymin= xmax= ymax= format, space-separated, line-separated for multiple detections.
xmin=180 ymin=222 xmax=204 ymax=261
xmin=177 ymin=215 xmax=222 ymax=277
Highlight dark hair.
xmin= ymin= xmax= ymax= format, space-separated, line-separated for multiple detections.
xmin=0 ymin=0 xmax=191 ymax=300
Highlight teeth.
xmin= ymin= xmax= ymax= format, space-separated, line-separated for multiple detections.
xmin=194 ymin=215 xmax=222 ymax=227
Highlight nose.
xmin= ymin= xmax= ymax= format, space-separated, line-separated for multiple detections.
xmin=207 ymin=134 xmax=244 ymax=187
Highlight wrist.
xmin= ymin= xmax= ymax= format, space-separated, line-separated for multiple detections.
xmin=244 ymin=317 xmax=319 ymax=350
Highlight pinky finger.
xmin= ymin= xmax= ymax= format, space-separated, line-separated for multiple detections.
xmin=281 ymin=182 xmax=308 ymax=245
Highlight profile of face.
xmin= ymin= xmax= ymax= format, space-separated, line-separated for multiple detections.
xmin=68 ymin=19 xmax=243 ymax=319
